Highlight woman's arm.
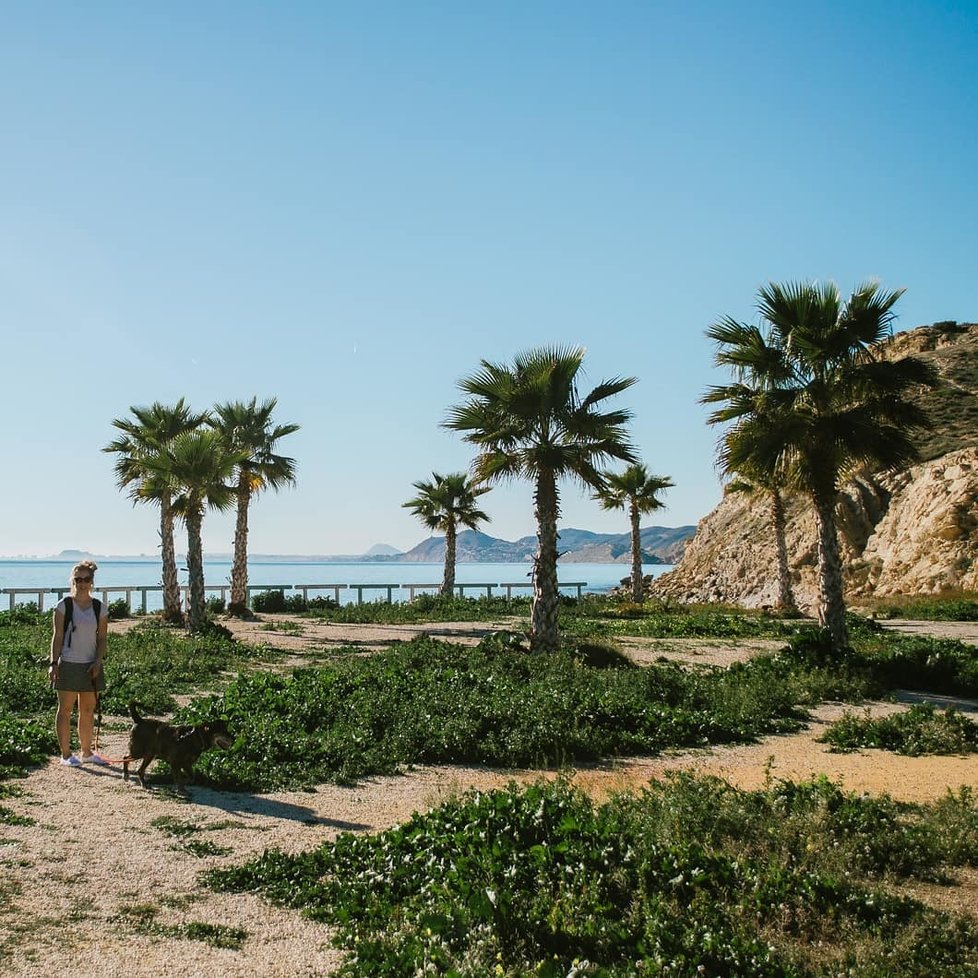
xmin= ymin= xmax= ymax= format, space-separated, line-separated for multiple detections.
xmin=92 ymin=609 xmax=108 ymax=676
xmin=49 ymin=607 xmax=65 ymax=680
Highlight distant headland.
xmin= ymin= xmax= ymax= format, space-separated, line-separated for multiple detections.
xmin=12 ymin=525 xmax=696 ymax=565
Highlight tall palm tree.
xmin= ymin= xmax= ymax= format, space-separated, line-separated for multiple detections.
xmin=149 ymin=430 xmax=242 ymax=632
xmin=593 ymin=464 xmax=673 ymax=603
xmin=725 ymin=470 xmax=798 ymax=614
xmin=103 ymin=399 xmax=207 ymax=623
xmin=703 ymin=281 xmax=936 ymax=649
xmin=209 ymin=398 xmax=300 ymax=615
xmin=403 ymin=472 xmax=491 ymax=597
xmin=446 ymin=346 xmax=637 ymax=652
xmin=702 ymin=344 xmax=801 ymax=615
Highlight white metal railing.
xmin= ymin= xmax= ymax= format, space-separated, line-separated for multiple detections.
xmin=2 ymin=580 xmax=588 ymax=611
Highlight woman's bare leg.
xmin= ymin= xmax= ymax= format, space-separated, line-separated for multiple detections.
xmin=77 ymin=692 xmax=97 ymax=757
xmin=56 ymin=691 xmax=78 ymax=758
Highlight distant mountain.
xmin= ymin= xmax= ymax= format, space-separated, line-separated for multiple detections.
xmin=364 ymin=543 xmax=402 ymax=556
xmin=391 ymin=526 xmax=696 ymax=564
xmin=38 ymin=528 xmax=696 ymax=565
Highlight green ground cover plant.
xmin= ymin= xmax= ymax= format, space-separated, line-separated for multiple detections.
xmin=301 ymin=592 xmax=533 ymax=624
xmin=0 ymin=607 xmax=271 ymax=780
xmin=866 ymin=591 xmax=978 ymax=621
xmin=775 ymin=616 xmax=978 ymax=699
xmin=560 ymin=597 xmax=805 ymax=640
xmin=819 ymin=704 xmax=978 ymax=756
xmin=180 ymin=635 xmax=811 ymax=791
xmin=115 ymin=901 xmax=248 ymax=950
xmin=205 ymin=774 xmax=978 ymax=977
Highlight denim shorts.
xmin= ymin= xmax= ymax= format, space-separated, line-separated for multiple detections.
xmin=53 ymin=660 xmax=106 ymax=693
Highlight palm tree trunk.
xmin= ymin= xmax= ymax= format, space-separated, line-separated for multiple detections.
xmin=629 ymin=501 xmax=643 ymax=603
xmin=229 ymin=476 xmax=250 ymax=614
xmin=771 ymin=489 xmax=798 ymax=614
xmin=159 ymin=494 xmax=183 ymax=624
xmin=812 ymin=492 xmax=848 ymax=650
xmin=531 ymin=471 xmax=561 ymax=653
xmin=185 ymin=506 xmax=206 ymax=633
xmin=442 ymin=520 xmax=457 ymax=598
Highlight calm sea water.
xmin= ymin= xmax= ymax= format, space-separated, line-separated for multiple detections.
xmin=0 ymin=559 xmax=674 ymax=610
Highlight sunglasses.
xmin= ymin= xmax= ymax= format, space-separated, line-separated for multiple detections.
xmin=73 ymin=576 xmax=93 ymax=584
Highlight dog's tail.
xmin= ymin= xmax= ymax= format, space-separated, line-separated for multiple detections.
xmin=128 ymin=700 xmax=144 ymax=723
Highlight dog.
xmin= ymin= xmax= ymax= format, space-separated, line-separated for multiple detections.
xmin=123 ymin=701 xmax=232 ymax=788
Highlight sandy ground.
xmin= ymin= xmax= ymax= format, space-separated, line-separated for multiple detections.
xmin=2 ymin=616 xmax=977 ymax=977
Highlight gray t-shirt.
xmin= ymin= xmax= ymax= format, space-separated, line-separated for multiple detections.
xmin=58 ymin=598 xmax=107 ymax=663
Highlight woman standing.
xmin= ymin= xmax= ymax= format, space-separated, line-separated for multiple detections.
xmin=49 ymin=560 xmax=110 ymax=766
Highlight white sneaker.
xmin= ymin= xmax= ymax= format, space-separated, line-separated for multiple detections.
xmin=59 ymin=755 xmax=81 ymax=767
xmin=80 ymin=753 xmax=110 ymax=766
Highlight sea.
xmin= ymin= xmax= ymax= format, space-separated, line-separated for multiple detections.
xmin=0 ymin=558 xmax=674 ymax=611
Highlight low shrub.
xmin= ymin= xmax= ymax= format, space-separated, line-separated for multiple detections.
xmin=871 ymin=592 xmax=978 ymax=622
xmin=0 ymin=717 xmax=58 ymax=780
xmin=205 ymin=775 xmax=978 ymax=977
xmin=251 ymin=589 xmax=287 ymax=613
xmin=819 ymin=704 xmax=978 ymax=756
xmin=107 ymin=598 xmax=130 ymax=620
xmin=184 ymin=637 xmax=804 ymax=792
xmin=305 ymin=593 xmax=532 ymax=625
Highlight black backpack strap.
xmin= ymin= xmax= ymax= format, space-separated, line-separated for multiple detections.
xmin=63 ymin=596 xmax=73 ymax=648
xmin=62 ymin=597 xmax=101 ymax=648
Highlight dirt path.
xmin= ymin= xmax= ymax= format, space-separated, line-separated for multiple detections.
xmin=3 ymin=617 xmax=977 ymax=977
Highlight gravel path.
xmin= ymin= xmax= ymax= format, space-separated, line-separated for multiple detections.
xmin=3 ymin=617 xmax=977 ymax=977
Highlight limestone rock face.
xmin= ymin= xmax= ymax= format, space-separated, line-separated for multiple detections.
xmin=653 ymin=448 xmax=978 ymax=611
xmin=856 ymin=449 xmax=978 ymax=596
xmin=653 ymin=321 xmax=978 ymax=608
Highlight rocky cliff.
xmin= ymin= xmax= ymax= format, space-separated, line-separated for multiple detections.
xmin=652 ymin=321 xmax=978 ymax=610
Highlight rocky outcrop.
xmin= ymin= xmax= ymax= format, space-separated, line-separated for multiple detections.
xmin=653 ymin=321 xmax=978 ymax=609
xmin=653 ymin=449 xmax=978 ymax=612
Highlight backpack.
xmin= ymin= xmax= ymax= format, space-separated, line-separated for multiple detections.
xmin=63 ymin=596 xmax=103 ymax=649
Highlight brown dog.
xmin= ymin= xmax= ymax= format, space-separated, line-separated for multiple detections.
xmin=123 ymin=701 xmax=232 ymax=788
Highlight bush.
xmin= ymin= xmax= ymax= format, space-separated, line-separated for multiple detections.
xmin=251 ymin=589 xmax=287 ymax=613
xmin=107 ymin=598 xmax=130 ymax=620
xmin=205 ymin=775 xmax=978 ymax=977
xmin=872 ymin=592 xmax=978 ymax=622
xmin=819 ymin=705 xmax=978 ymax=756
xmin=188 ymin=636 xmax=804 ymax=792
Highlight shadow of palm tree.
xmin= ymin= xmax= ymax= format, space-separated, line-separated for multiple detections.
xmin=186 ymin=785 xmax=372 ymax=830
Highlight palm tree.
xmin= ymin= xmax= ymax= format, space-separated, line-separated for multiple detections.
xmin=702 ymin=350 xmax=801 ymax=615
xmin=703 ymin=281 xmax=936 ymax=649
xmin=209 ymin=398 xmax=300 ymax=615
xmin=149 ymin=430 xmax=242 ymax=632
xmin=403 ymin=472 xmax=491 ymax=597
xmin=446 ymin=346 xmax=637 ymax=652
xmin=725 ymin=470 xmax=798 ymax=615
xmin=593 ymin=464 xmax=673 ymax=603
xmin=103 ymin=400 xmax=207 ymax=623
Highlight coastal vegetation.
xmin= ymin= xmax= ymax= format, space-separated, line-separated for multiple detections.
xmin=208 ymin=398 xmax=300 ymax=616
xmin=205 ymin=774 xmax=978 ymax=977
xmin=4 ymin=596 xmax=978 ymax=974
xmin=104 ymin=397 xmax=299 ymax=632
xmin=592 ymin=463 xmax=673 ymax=603
xmin=446 ymin=346 xmax=637 ymax=653
xmin=819 ymin=703 xmax=978 ymax=756
xmin=104 ymin=399 xmax=208 ymax=624
xmin=402 ymin=472 xmax=491 ymax=597
xmin=703 ymin=281 xmax=938 ymax=650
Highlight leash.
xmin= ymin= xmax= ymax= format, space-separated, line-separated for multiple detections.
xmin=91 ymin=666 xmax=103 ymax=754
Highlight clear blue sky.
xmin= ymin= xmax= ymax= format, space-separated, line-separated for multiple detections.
xmin=2 ymin=1 xmax=975 ymax=557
